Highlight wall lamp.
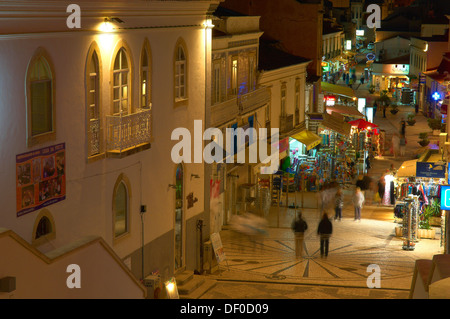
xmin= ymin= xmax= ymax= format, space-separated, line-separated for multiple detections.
xmin=100 ymin=17 xmax=124 ymax=32
xmin=168 ymin=184 xmax=177 ymax=190
xmin=191 ymin=174 xmax=200 ymax=180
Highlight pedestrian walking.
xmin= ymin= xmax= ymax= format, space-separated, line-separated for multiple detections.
xmin=317 ymin=213 xmax=333 ymax=257
xmin=377 ymin=176 xmax=385 ymax=206
xmin=382 ymin=104 xmax=387 ymax=118
xmin=373 ymin=102 xmax=378 ymax=118
xmin=334 ymin=188 xmax=344 ymax=221
xmin=352 ymin=187 xmax=365 ymax=221
xmin=360 ymin=75 xmax=365 ymax=85
xmin=291 ymin=211 xmax=308 ymax=259
xmin=400 ymin=118 xmax=406 ymax=136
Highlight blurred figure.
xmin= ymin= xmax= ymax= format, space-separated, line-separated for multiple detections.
xmin=291 ymin=211 xmax=308 ymax=259
xmin=352 ymin=187 xmax=365 ymax=221
xmin=399 ymin=135 xmax=406 ymax=157
xmin=392 ymin=133 xmax=400 ymax=158
xmin=334 ymin=188 xmax=344 ymax=221
xmin=229 ymin=213 xmax=268 ymax=250
xmin=317 ymin=213 xmax=333 ymax=258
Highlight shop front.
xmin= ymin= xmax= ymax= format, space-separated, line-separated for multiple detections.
xmin=393 ymin=157 xmax=447 ymax=251
xmin=371 ymin=62 xmax=411 ymax=99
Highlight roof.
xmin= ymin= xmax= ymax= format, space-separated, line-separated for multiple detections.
xmin=321 ymin=81 xmax=356 ymax=98
xmin=379 ymin=54 xmax=410 ymax=65
xmin=258 ymin=41 xmax=311 ymax=71
xmin=213 ymin=5 xmax=246 ymax=17
xmin=326 ymin=104 xmax=364 ymax=118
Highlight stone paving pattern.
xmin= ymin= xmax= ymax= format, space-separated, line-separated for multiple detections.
xmin=200 ymin=62 xmax=445 ymax=299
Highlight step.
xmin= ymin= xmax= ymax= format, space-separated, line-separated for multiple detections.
xmin=175 ymin=270 xmax=194 ymax=287
xmin=180 ymin=276 xmax=217 ymax=299
xmin=177 ymin=275 xmax=205 ymax=295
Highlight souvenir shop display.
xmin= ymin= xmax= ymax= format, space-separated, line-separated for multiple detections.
xmin=402 ymin=196 xmax=419 ymax=251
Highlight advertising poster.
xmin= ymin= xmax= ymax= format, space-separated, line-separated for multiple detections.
xmin=210 ymin=232 xmax=226 ymax=264
xmin=416 ymin=162 xmax=445 ymax=179
xmin=16 ymin=143 xmax=66 ymax=217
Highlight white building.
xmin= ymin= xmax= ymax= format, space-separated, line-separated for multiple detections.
xmin=0 ymin=0 xmax=220 ymax=297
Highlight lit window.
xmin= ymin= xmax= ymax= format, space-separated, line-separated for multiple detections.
xmin=231 ymin=58 xmax=238 ymax=96
xmin=141 ymin=46 xmax=151 ymax=109
xmin=113 ymin=47 xmax=129 ymax=115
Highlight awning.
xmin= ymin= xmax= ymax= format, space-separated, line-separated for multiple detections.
xmin=320 ymin=113 xmax=352 ymax=136
xmin=321 ymin=82 xmax=356 ymax=99
xmin=290 ymin=130 xmax=322 ymax=151
xmin=326 ymin=104 xmax=364 ymax=119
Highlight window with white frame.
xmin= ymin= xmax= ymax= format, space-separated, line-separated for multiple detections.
xmin=175 ymin=45 xmax=187 ymax=101
xmin=113 ymin=47 xmax=129 ymax=115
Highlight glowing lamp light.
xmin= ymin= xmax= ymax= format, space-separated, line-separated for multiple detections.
xmin=164 ymin=277 xmax=179 ymax=299
xmin=432 ymin=92 xmax=441 ymax=101
xmin=203 ymin=19 xmax=214 ymax=29
xmin=99 ymin=18 xmax=114 ymax=33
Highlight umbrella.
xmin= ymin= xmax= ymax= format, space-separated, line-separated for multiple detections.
xmin=348 ymin=119 xmax=379 ymax=130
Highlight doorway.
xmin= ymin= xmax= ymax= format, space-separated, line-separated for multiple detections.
xmin=174 ymin=164 xmax=184 ymax=271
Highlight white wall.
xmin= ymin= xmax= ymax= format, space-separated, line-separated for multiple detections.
xmin=0 ymin=1 xmax=212 ymax=270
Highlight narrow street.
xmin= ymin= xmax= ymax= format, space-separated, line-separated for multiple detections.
xmin=200 ymin=60 xmax=445 ymax=299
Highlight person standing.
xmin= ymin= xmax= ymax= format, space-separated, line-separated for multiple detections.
xmin=352 ymin=187 xmax=365 ymax=221
xmin=334 ymin=188 xmax=344 ymax=221
xmin=400 ymin=118 xmax=406 ymax=136
xmin=317 ymin=213 xmax=333 ymax=257
xmin=373 ymin=102 xmax=378 ymax=118
xmin=291 ymin=211 xmax=308 ymax=259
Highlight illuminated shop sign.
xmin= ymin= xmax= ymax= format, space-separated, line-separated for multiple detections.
xmin=356 ymin=30 xmax=364 ymax=36
xmin=391 ymin=64 xmax=409 ymax=74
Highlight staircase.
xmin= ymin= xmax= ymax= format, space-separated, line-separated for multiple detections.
xmin=175 ymin=270 xmax=217 ymax=299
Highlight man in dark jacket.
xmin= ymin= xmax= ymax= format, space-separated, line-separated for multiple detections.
xmin=317 ymin=213 xmax=333 ymax=257
xmin=292 ymin=211 xmax=308 ymax=259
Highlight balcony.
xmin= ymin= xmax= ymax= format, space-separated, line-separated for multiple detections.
xmin=239 ymin=87 xmax=271 ymax=115
xmin=106 ymin=108 xmax=151 ymax=158
xmin=210 ymin=87 xmax=271 ymax=127
xmin=280 ymin=114 xmax=294 ymax=134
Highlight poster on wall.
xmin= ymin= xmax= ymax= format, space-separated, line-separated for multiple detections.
xmin=16 ymin=143 xmax=66 ymax=217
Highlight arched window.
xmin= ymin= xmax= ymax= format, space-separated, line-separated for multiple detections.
xmin=174 ymin=40 xmax=188 ymax=103
xmin=36 ymin=216 xmax=52 ymax=239
xmin=140 ymin=44 xmax=151 ymax=109
xmin=113 ymin=47 xmax=130 ymax=115
xmin=32 ymin=209 xmax=56 ymax=246
xmin=113 ymin=174 xmax=131 ymax=239
xmin=26 ymin=48 xmax=55 ymax=147
xmin=86 ymin=45 xmax=102 ymax=158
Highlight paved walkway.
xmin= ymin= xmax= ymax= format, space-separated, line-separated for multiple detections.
xmin=200 ymin=61 xmax=445 ymax=299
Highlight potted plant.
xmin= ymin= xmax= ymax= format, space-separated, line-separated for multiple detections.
xmin=407 ymin=113 xmax=416 ymax=126
xmin=368 ymin=85 xmax=375 ymax=94
xmin=418 ymin=205 xmax=436 ymax=239
xmin=418 ymin=132 xmax=430 ymax=147
xmin=390 ymin=104 xmax=399 ymax=115
xmin=377 ymin=90 xmax=393 ymax=113
xmin=429 ymin=198 xmax=442 ymax=226
xmin=428 ymin=118 xmax=442 ymax=135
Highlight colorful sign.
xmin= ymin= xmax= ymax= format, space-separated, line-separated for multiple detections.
xmin=416 ymin=162 xmax=445 ymax=179
xmin=440 ymin=185 xmax=450 ymax=210
xmin=16 ymin=143 xmax=66 ymax=217
xmin=210 ymin=232 xmax=226 ymax=263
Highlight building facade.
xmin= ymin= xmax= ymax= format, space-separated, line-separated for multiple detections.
xmin=0 ymin=0 xmax=220 ymax=295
